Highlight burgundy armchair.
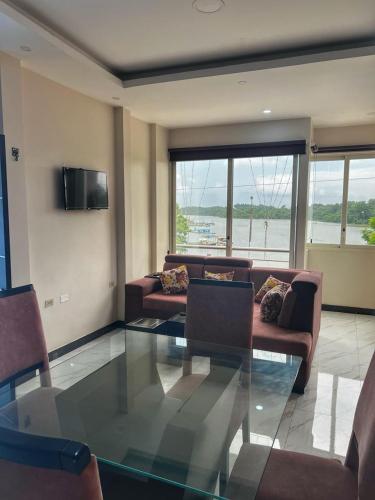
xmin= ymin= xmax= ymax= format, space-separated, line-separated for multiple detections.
xmin=0 ymin=427 xmax=103 ymax=500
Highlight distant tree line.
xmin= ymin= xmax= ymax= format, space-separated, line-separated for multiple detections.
xmin=182 ymin=199 xmax=375 ymax=225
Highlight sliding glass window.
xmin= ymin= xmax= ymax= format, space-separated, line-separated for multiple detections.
xmin=173 ymin=154 xmax=299 ymax=267
xmin=307 ymin=154 xmax=375 ymax=247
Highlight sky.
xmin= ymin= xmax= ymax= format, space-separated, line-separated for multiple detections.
xmin=176 ymin=157 xmax=375 ymax=208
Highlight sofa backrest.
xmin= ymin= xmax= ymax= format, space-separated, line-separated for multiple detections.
xmin=204 ymin=256 xmax=252 ymax=282
xmin=250 ymin=268 xmax=302 ymax=292
xmin=163 ymin=254 xmax=253 ymax=282
xmin=163 ymin=254 xmax=205 ymax=278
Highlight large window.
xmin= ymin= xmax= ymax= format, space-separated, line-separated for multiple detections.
xmin=174 ymin=154 xmax=298 ymax=267
xmin=307 ymin=155 xmax=375 ymax=247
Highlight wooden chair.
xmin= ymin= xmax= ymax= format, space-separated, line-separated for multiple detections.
xmin=226 ymin=351 xmax=375 ymax=500
xmin=0 ymin=426 xmax=103 ymax=500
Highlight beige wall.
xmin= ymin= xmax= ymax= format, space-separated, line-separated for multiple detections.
xmin=309 ymin=124 xmax=375 ymax=309
xmin=306 ymin=247 xmax=375 ymax=309
xmin=313 ymin=124 xmax=375 ymax=147
xmin=169 ymin=118 xmax=312 ymax=148
xmin=150 ymin=124 xmax=170 ymax=270
xmin=22 ymin=69 xmax=117 ymax=351
xmin=0 ymin=53 xmax=31 ymax=286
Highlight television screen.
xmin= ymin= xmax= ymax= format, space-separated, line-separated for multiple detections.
xmin=63 ymin=167 xmax=108 ymax=210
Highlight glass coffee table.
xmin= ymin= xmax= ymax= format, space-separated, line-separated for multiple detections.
xmin=0 ymin=329 xmax=301 ymax=499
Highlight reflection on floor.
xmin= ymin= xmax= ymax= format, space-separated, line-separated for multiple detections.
xmin=30 ymin=311 xmax=374 ymax=462
xmin=276 ymin=311 xmax=375 ymax=460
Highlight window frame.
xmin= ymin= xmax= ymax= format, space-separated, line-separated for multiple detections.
xmin=171 ymin=155 xmax=300 ymax=267
xmin=307 ymin=151 xmax=375 ymax=250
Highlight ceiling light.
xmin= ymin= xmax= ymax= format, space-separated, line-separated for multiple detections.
xmin=238 ymin=80 xmax=247 ymax=85
xmin=255 ymin=405 xmax=264 ymax=411
xmin=112 ymin=96 xmax=120 ymax=101
xmin=263 ymin=109 xmax=272 ymax=114
xmin=193 ymin=0 xmax=225 ymax=14
xmin=20 ymin=45 xmax=31 ymax=52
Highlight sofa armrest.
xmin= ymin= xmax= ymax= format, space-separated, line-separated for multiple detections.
xmin=125 ymin=278 xmax=162 ymax=322
xmin=289 ymin=271 xmax=322 ymax=335
xmin=126 ymin=277 xmax=162 ymax=297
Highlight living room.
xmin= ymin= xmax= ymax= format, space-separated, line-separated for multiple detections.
xmin=0 ymin=1 xmax=374 ymax=499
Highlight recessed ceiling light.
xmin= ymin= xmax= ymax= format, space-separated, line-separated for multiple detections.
xmin=112 ymin=96 xmax=120 ymax=101
xmin=238 ymin=80 xmax=247 ymax=85
xmin=255 ymin=405 xmax=264 ymax=411
xmin=263 ymin=109 xmax=272 ymax=114
xmin=20 ymin=45 xmax=31 ymax=52
xmin=193 ymin=0 xmax=225 ymax=14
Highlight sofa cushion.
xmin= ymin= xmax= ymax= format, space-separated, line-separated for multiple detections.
xmin=252 ymin=303 xmax=312 ymax=360
xmin=255 ymin=275 xmax=289 ymax=303
xmin=204 ymin=270 xmax=234 ymax=281
xmin=160 ymin=265 xmax=189 ymax=295
xmin=143 ymin=291 xmax=187 ymax=315
xmin=163 ymin=262 xmax=203 ymax=279
xmin=260 ymin=283 xmax=289 ymax=322
xmin=250 ymin=268 xmax=301 ymax=293
xmin=204 ymin=265 xmax=250 ymax=282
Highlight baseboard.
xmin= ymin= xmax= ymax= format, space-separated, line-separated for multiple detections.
xmin=322 ymin=304 xmax=375 ymax=316
xmin=48 ymin=320 xmax=124 ymax=362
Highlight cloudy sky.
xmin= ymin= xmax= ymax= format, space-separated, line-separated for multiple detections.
xmin=176 ymin=157 xmax=375 ymax=209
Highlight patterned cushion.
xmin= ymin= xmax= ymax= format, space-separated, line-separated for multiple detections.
xmin=160 ymin=265 xmax=189 ymax=295
xmin=204 ymin=270 xmax=234 ymax=281
xmin=260 ymin=283 xmax=290 ymax=322
xmin=255 ymin=275 xmax=289 ymax=303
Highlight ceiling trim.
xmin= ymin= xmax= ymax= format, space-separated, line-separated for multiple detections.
xmin=119 ymin=37 xmax=375 ymax=88
xmin=0 ymin=0 xmax=121 ymax=86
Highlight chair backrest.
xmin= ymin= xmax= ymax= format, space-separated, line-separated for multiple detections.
xmin=345 ymin=351 xmax=375 ymax=499
xmin=0 ymin=285 xmax=49 ymax=386
xmin=0 ymin=426 xmax=103 ymax=500
xmin=186 ymin=278 xmax=254 ymax=349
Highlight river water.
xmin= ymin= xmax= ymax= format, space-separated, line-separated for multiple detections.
xmin=180 ymin=215 xmax=366 ymax=267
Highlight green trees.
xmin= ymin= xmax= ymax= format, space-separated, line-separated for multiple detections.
xmin=176 ymin=204 xmax=189 ymax=244
xmin=362 ymin=217 xmax=375 ymax=245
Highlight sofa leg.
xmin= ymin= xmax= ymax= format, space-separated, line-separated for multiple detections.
xmin=292 ymin=384 xmax=305 ymax=395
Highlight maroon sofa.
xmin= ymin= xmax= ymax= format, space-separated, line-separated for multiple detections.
xmin=125 ymin=254 xmax=322 ymax=392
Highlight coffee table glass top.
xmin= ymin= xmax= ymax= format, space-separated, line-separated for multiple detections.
xmin=1 ymin=330 xmax=301 ymax=499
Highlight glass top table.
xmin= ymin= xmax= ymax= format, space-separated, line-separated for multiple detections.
xmin=0 ymin=330 xmax=301 ymax=499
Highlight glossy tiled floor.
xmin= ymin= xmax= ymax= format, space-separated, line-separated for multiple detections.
xmin=275 ymin=311 xmax=375 ymax=460
xmin=40 ymin=311 xmax=375 ymax=462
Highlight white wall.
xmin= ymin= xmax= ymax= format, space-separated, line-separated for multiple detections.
xmin=22 ymin=69 xmax=117 ymax=351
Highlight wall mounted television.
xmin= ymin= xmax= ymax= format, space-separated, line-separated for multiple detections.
xmin=63 ymin=167 xmax=108 ymax=210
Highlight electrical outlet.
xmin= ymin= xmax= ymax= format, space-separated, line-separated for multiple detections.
xmin=60 ymin=294 xmax=70 ymax=303
xmin=45 ymin=299 xmax=54 ymax=308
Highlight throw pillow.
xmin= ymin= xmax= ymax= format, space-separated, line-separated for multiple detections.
xmin=260 ymin=283 xmax=290 ymax=322
xmin=278 ymin=287 xmax=297 ymax=328
xmin=255 ymin=275 xmax=288 ymax=303
xmin=204 ymin=270 xmax=235 ymax=281
xmin=160 ymin=265 xmax=189 ymax=295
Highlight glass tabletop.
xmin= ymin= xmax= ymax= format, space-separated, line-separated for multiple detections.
xmin=0 ymin=330 xmax=301 ymax=499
